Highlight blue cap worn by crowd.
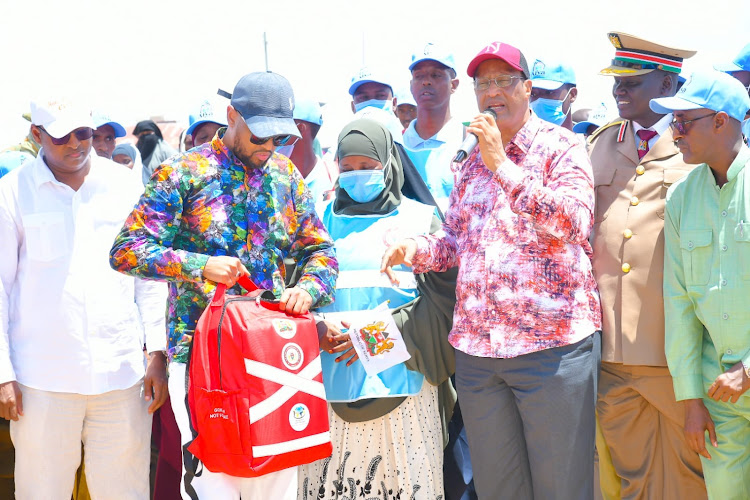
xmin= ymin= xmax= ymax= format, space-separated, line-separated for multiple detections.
xmin=293 ymin=99 xmax=323 ymax=126
xmin=714 ymin=43 xmax=750 ymax=73
xmin=92 ymin=111 xmax=126 ymax=137
xmin=349 ymin=67 xmax=393 ymax=96
xmin=186 ymin=98 xmax=228 ymax=136
xmin=409 ymin=42 xmax=456 ymax=73
xmin=649 ymin=70 xmax=750 ymax=123
xmin=573 ymin=103 xmax=611 ymax=134
xmin=395 ymin=87 xmax=417 ymax=107
xmin=531 ymin=58 xmax=576 ymax=90
xmin=0 ymin=151 xmax=33 ymax=178
xmin=228 ymin=71 xmax=301 ymax=138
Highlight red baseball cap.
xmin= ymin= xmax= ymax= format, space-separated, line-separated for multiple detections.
xmin=467 ymin=42 xmax=530 ymax=79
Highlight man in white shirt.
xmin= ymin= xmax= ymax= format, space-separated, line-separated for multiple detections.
xmin=0 ymin=98 xmax=168 ymax=499
xmin=402 ymin=43 xmax=462 ymax=213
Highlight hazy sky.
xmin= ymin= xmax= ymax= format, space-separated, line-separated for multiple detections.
xmin=1 ymin=0 xmax=748 ymax=147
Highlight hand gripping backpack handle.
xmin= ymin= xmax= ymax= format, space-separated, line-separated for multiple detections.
xmin=211 ymin=275 xmax=260 ymax=305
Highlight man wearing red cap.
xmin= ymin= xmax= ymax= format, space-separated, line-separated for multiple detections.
xmin=383 ymin=41 xmax=600 ymax=500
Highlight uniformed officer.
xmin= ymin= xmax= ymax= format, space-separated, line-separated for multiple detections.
xmin=588 ymin=32 xmax=707 ymax=499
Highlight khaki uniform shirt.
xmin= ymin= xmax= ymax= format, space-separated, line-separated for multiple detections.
xmin=589 ymin=119 xmax=694 ymax=366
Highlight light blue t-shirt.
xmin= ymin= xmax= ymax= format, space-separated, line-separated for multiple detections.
xmin=401 ymin=118 xmax=464 ymax=213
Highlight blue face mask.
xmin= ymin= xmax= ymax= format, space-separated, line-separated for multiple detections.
xmin=275 ymin=143 xmax=295 ymax=158
xmin=530 ymin=88 xmax=572 ymax=126
xmin=338 ymin=169 xmax=387 ymax=203
xmin=354 ymin=99 xmax=392 ymax=113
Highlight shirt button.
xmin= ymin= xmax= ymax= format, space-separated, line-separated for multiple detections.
xmin=722 ymin=245 xmax=728 ymax=252
xmin=723 ymin=313 xmax=729 ymax=320
xmin=721 ymin=279 xmax=727 ymax=286
xmin=622 ymin=263 xmax=631 ymax=273
xmin=630 ymin=196 xmax=640 ymax=206
xmin=721 ymin=210 xmax=728 ymax=217
xmin=636 ymin=165 xmax=645 ymax=175
xmin=687 ymin=241 xmax=694 ymax=248
xmin=727 ymin=349 xmax=733 ymax=355
xmin=623 ymin=229 xmax=633 ymax=239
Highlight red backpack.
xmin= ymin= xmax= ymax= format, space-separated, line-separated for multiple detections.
xmin=187 ymin=276 xmax=332 ymax=477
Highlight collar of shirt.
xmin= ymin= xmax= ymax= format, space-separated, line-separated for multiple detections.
xmin=726 ymin=144 xmax=750 ymax=183
xmin=632 ymin=113 xmax=672 ymax=139
xmin=403 ymin=117 xmax=461 ymax=149
xmin=506 ymin=112 xmax=544 ymax=156
xmin=210 ymin=127 xmax=247 ymax=170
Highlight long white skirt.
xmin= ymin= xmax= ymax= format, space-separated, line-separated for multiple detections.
xmin=298 ymin=382 xmax=444 ymax=500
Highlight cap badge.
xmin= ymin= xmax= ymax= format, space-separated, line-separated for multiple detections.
xmin=484 ymin=42 xmax=502 ymax=53
xmin=198 ymin=101 xmax=212 ymax=118
xmin=609 ymin=34 xmax=623 ymax=49
xmin=532 ymin=60 xmax=546 ymax=77
xmin=423 ymin=43 xmax=434 ymax=56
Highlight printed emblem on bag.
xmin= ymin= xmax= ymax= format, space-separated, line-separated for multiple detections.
xmin=282 ymin=342 xmax=304 ymax=370
xmin=272 ymin=318 xmax=297 ymax=339
xmin=359 ymin=321 xmax=395 ymax=356
xmin=289 ymin=403 xmax=310 ymax=431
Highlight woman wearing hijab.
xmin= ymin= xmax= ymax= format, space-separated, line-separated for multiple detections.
xmin=133 ymin=120 xmax=177 ymax=185
xmin=298 ymin=119 xmax=454 ymax=500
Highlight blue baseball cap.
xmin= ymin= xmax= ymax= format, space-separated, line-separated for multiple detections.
xmin=409 ymin=43 xmax=456 ymax=73
xmin=395 ymin=87 xmax=416 ymax=107
xmin=348 ymin=66 xmax=393 ymax=96
xmin=293 ymin=98 xmax=323 ymax=126
xmin=229 ymin=71 xmax=301 ymax=139
xmin=93 ymin=111 xmax=126 ymax=138
xmin=573 ymin=103 xmax=611 ymax=134
xmin=186 ymin=98 xmax=228 ymax=136
xmin=714 ymin=43 xmax=750 ymax=73
xmin=530 ymin=58 xmax=576 ymax=90
xmin=650 ymin=70 xmax=750 ymax=123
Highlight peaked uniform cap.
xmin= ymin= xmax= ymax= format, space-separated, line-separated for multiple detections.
xmin=600 ymin=31 xmax=696 ymax=77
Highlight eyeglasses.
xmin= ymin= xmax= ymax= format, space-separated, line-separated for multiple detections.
xmin=474 ymin=75 xmax=524 ymax=91
xmin=669 ymin=112 xmax=717 ymax=135
xmin=249 ymin=132 xmax=293 ymax=147
xmin=39 ymin=126 xmax=94 ymax=145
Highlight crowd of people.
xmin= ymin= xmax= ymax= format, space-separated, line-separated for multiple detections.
xmin=0 ymin=30 xmax=749 ymax=500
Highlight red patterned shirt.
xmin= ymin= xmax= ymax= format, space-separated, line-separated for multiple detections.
xmin=412 ymin=113 xmax=601 ymax=358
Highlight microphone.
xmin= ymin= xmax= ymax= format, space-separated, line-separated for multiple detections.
xmin=453 ymin=109 xmax=497 ymax=163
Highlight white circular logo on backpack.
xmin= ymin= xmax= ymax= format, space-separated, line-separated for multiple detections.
xmin=282 ymin=343 xmax=304 ymax=370
xmin=289 ymin=403 xmax=310 ymax=431
xmin=271 ymin=318 xmax=297 ymax=339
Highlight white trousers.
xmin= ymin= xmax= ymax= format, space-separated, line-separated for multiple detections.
xmin=169 ymin=362 xmax=297 ymax=500
xmin=10 ymin=381 xmax=151 ymax=500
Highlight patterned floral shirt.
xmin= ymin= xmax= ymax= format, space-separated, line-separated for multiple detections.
xmin=412 ymin=113 xmax=601 ymax=358
xmin=110 ymin=130 xmax=338 ymax=363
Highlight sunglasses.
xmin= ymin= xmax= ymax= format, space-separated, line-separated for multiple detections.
xmin=249 ymin=131 xmax=293 ymax=147
xmin=39 ymin=126 xmax=94 ymax=145
xmin=669 ymin=112 xmax=717 ymax=135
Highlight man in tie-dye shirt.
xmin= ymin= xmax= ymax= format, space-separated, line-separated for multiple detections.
xmin=110 ymin=72 xmax=337 ymax=499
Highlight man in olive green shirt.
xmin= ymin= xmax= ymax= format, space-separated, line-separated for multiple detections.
xmin=658 ymin=70 xmax=750 ymax=500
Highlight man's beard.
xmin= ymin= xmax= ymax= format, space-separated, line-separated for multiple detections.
xmin=229 ymin=139 xmax=271 ymax=170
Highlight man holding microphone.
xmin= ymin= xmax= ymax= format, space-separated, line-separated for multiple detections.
xmin=382 ymin=41 xmax=601 ymax=500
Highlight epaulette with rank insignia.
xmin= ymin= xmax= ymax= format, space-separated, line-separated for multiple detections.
xmin=587 ymin=119 xmax=626 ymax=145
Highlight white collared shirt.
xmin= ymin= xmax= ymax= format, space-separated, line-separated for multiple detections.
xmin=0 ymin=151 xmax=167 ymax=394
xmin=633 ymin=113 xmax=673 ymax=151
